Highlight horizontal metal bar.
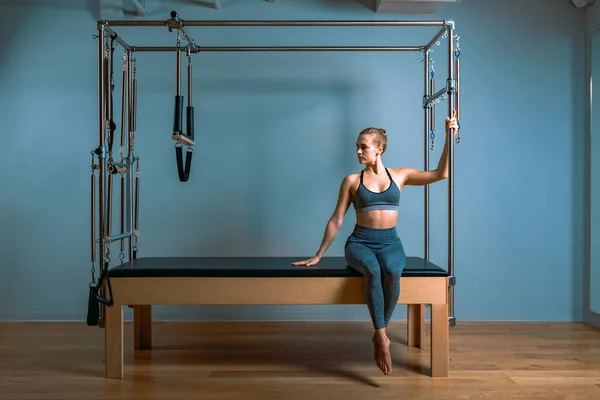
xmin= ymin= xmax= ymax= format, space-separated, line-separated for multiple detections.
xmin=100 ymin=19 xmax=451 ymax=27
xmin=109 ymin=231 xmax=134 ymax=242
xmin=423 ymin=87 xmax=447 ymax=108
xmin=425 ymin=26 xmax=448 ymax=50
xmin=100 ymin=24 xmax=133 ymax=51
xmin=132 ymin=45 xmax=424 ymax=52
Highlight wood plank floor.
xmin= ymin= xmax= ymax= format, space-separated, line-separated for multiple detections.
xmin=1 ymin=321 xmax=599 ymax=400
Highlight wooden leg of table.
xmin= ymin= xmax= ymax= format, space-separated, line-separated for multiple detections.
xmin=430 ymin=303 xmax=449 ymax=377
xmin=407 ymin=304 xmax=425 ymax=348
xmin=134 ymin=305 xmax=152 ymax=359
xmin=104 ymin=304 xmax=124 ymax=379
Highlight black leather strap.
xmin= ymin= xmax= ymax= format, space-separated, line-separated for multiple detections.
xmin=95 ymin=261 xmax=114 ymax=307
xmin=86 ymin=283 xmax=100 ymax=326
xmin=175 ymin=146 xmax=193 ymax=182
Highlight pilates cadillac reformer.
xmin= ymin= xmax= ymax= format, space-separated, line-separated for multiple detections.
xmin=87 ymin=11 xmax=462 ymax=379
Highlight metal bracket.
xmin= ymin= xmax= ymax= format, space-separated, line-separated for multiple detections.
xmin=167 ymin=12 xmax=183 ymax=30
xmin=95 ymin=145 xmax=107 ymax=159
xmin=448 ymin=316 xmax=456 ymax=327
xmin=448 ymin=275 xmax=456 ymax=286
xmin=446 ymin=78 xmax=455 ymax=94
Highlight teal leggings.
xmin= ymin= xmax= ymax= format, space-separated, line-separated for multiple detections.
xmin=344 ymin=225 xmax=407 ymax=330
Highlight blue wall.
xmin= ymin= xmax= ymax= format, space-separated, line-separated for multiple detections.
xmin=0 ymin=0 xmax=586 ymax=322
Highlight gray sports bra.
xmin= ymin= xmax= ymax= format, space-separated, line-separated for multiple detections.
xmin=353 ymin=168 xmax=400 ymax=212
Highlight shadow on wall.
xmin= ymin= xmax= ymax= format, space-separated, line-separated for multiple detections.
xmin=87 ymin=0 xmax=101 ymax=19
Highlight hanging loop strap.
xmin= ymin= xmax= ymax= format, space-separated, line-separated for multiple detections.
xmin=95 ymin=260 xmax=114 ymax=307
xmin=175 ymin=143 xmax=193 ymax=182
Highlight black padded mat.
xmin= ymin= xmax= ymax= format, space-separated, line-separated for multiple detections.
xmin=108 ymin=256 xmax=448 ymax=278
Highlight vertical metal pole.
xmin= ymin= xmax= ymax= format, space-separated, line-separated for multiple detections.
xmin=447 ymin=24 xmax=456 ymax=327
xmin=132 ymin=60 xmax=137 ymax=133
xmin=90 ymin=155 xmax=96 ymax=266
xmin=119 ymin=55 xmax=128 ymax=257
xmin=97 ymin=24 xmax=107 ymax=328
xmin=132 ymin=61 xmax=139 ymax=259
xmin=424 ymin=48 xmax=430 ymax=261
xmin=126 ymin=50 xmax=134 ymax=262
xmin=134 ymin=159 xmax=140 ymax=247
xmin=126 ymin=156 xmax=133 ymax=259
xmin=176 ymin=33 xmax=182 ymax=99
xmin=187 ymin=49 xmax=192 ymax=108
xmin=107 ymin=172 xmax=113 ymax=238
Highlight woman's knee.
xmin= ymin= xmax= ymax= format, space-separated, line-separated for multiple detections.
xmin=377 ymin=243 xmax=407 ymax=276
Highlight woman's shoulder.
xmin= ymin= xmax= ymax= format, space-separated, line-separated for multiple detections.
xmin=340 ymin=171 xmax=362 ymax=192
xmin=388 ymin=167 xmax=408 ymax=178
xmin=342 ymin=171 xmax=362 ymax=183
xmin=387 ymin=167 xmax=412 ymax=189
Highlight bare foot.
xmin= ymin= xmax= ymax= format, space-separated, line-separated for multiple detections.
xmin=372 ymin=333 xmax=392 ymax=375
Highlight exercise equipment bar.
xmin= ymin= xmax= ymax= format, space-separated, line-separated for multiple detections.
xmin=88 ymin=11 xmax=461 ymax=329
xmin=131 ymin=46 xmax=425 ymax=52
xmin=100 ymin=19 xmax=452 ymax=27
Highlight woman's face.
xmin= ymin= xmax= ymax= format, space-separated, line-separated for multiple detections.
xmin=356 ymin=134 xmax=381 ymax=164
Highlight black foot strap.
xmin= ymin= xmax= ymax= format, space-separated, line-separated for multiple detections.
xmin=175 ymin=145 xmax=193 ymax=182
xmin=86 ymin=282 xmax=100 ymax=326
xmin=95 ymin=262 xmax=114 ymax=308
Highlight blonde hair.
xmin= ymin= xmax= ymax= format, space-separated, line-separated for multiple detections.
xmin=359 ymin=127 xmax=388 ymax=153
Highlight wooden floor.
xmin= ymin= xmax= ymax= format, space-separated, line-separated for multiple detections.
xmin=1 ymin=320 xmax=599 ymax=400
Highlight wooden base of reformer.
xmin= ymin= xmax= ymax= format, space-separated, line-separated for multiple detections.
xmin=103 ymin=275 xmax=449 ymax=379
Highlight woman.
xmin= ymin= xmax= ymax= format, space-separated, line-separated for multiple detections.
xmin=292 ymin=110 xmax=459 ymax=375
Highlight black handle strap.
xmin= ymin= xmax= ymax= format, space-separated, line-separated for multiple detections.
xmin=175 ymin=145 xmax=193 ymax=182
xmin=95 ymin=261 xmax=114 ymax=307
xmin=86 ymin=282 xmax=100 ymax=326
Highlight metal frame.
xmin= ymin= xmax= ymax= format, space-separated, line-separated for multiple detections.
xmin=90 ymin=12 xmax=461 ymax=327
